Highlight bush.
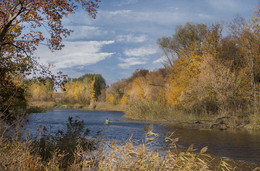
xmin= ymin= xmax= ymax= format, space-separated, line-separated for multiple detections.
xmin=31 ymin=117 xmax=96 ymax=168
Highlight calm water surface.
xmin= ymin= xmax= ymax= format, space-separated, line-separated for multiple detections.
xmin=26 ymin=109 xmax=260 ymax=162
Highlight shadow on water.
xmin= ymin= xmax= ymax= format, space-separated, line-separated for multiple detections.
xmin=168 ymin=125 xmax=260 ymax=162
xmin=26 ymin=108 xmax=260 ymax=162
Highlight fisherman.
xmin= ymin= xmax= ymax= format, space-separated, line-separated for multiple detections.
xmin=105 ymin=118 xmax=110 ymax=125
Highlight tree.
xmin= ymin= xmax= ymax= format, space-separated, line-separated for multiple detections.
xmin=238 ymin=7 xmax=260 ymax=114
xmin=228 ymin=7 xmax=260 ymax=114
xmin=0 ymin=0 xmax=100 ymax=79
xmin=0 ymin=0 xmax=100 ymax=119
xmin=72 ymin=73 xmax=106 ymax=99
xmin=27 ymin=78 xmax=54 ymax=101
xmin=106 ymin=79 xmax=128 ymax=104
xmin=61 ymin=79 xmax=91 ymax=104
xmin=89 ymin=76 xmax=96 ymax=102
xmin=157 ymin=23 xmax=207 ymax=68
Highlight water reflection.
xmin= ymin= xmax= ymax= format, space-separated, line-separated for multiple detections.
xmin=167 ymin=126 xmax=260 ymax=162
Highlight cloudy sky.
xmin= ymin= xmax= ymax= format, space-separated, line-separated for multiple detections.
xmin=36 ymin=0 xmax=259 ymax=85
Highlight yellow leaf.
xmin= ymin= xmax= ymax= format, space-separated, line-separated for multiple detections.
xmin=200 ymin=146 xmax=208 ymax=154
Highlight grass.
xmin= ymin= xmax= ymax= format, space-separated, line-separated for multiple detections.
xmin=84 ymin=102 xmax=126 ymax=112
xmin=26 ymin=106 xmax=47 ymax=114
xmin=125 ymin=101 xmax=216 ymax=123
xmin=125 ymin=101 xmax=260 ymax=131
xmin=28 ymin=100 xmax=126 ymax=112
xmin=28 ymin=101 xmax=56 ymax=108
xmin=245 ymin=113 xmax=260 ymax=130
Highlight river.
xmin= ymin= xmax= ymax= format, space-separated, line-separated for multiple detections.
xmin=25 ymin=108 xmax=260 ymax=162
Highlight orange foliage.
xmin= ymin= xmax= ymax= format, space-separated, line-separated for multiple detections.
xmin=166 ymin=53 xmax=202 ymax=106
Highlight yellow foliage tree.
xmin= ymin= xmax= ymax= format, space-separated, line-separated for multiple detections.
xmin=27 ymin=79 xmax=54 ymax=101
xmin=106 ymin=91 xmax=116 ymax=104
xmin=129 ymin=77 xmax=148 ymax=102
xmin=89 ymin=76 xmax=96 ymax=102
xmin=166 ymin=52 xmax=202 ymax=107
xmin=62 ymin=79 xmax=90 ymax=104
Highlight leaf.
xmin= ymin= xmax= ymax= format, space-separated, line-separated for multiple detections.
xmin=200 ymin=146 xmax=208 ymax=154
xmin=148 ymin=124 xmax=153 ymax=131
xmin=186 ymin=144 xmax=194 ymax=152
xmin=144 ymin=124 xmax=147 ymax=133
xmin=179 ymin=152 xmax=185 ymax=156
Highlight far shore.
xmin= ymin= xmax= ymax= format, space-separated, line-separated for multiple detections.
xmin=27 ymin=101 xmax=260 ymax=132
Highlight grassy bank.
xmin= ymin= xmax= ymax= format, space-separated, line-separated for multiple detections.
xmin=125 ymin=101 xmax=217 ymax=124
xmin=28 ymin=101 xmax=126 ymax=112
xmin=125 ymin=101 xmax=260 ymax=131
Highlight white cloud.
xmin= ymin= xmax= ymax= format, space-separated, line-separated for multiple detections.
xmin=67 ymin=26 xmax=108 ymax=40
xmin=37 ymin=40 xmax=114 ymax=69
xmin=117 ymin=0 xmax=139 ymax=6
xmin=207 ymin=0 xmax=242 ymax=12
xmin=117 ymin=34 xmax=147 ymax=43
xmin=107 ymin=10 xmax=132 ymax=16
xmin=124 ymin=46 xmax=158 ymax=57
xmin=118 ymin=57 xmax=147 ymax=69
xmin=100 ymin=9 xmax=212 ymax=27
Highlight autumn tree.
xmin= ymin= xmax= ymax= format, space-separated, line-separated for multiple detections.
xmin=74 ymin=73 xmax=106 ymax=98
xmin=0 ymin=0 xmax=100 ymax=119
xmin=105 ymin=69 xmax=168 ymax=105
xmin=106 ymin=79 xmax=128 ymax=104
xmin=61 ymin=79 xmax=91 ymax=104
xmin=60 ymin=74 xmax=105 ymax=104
xmin=89 ymin=76 xmax=96 ymax=102
xmin=158 ymin=23 xmax=207 ymax=68
xmin=27 ymin=78 xmax=54 ymax=101
xmin=176 ymin=15 xmax=259 ymax=116
xmin=1 ymin=0 xmax=100 ymax=79
xmin=238 ymin=7 xmax=260 ymax=114
xmin=157 ymin=23 xmax=208 ymax=107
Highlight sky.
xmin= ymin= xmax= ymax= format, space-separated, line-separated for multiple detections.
xmin=36 ymin=0 xmax=259 ymax=85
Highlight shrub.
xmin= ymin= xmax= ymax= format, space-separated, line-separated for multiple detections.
xmin=31 ymin=117 xmax=96 ymax=169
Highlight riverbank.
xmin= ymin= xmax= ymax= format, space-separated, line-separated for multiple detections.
xmin=27 ymin=101 xmax=126 ymax=112
xmin=27 ymin=100 xmax=260 ymax=131
xmin=124 ymin=101 xmax=260 ymax=131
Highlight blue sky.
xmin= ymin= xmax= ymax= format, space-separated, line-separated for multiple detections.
xmin=36 ymin=0 xmax=259 ymax=85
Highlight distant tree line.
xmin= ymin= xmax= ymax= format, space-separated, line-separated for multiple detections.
xmin=26 ymin=74 xmax=106 ymax=105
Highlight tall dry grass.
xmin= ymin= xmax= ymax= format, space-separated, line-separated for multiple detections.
xmin=125 ymin=100 xmax=216 ymax=123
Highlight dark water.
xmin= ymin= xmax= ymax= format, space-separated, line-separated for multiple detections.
xmin=169 ymin=126 xmax=260 ymax=162
xmin=26 ymin=109 xmax=260 ymax=162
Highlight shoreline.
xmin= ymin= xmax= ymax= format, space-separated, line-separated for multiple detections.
xmin=27 ymin=101 xmax=260 ymax=132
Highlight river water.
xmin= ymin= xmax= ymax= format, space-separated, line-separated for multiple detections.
xmin=26 ymin=108 xmax=260 ymax=162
